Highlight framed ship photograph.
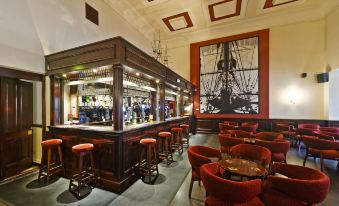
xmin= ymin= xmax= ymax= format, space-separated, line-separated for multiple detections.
xmin=190 ymin=29 xmax=269 ymax=118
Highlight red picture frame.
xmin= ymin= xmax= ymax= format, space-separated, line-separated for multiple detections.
xmin=190 ymin=29 xmax=269 ymax=119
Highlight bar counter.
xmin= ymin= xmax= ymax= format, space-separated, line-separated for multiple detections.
xmin=48 ymin=116 xmax=191 ymax=193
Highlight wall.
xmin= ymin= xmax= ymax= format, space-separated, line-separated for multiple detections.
xmin=325 ymin=6 xmax=339 ymax=70
xmin=169 ymin=20 xmax=327 ymax=119
xmin=0 ymin=0 xmax=152 ymax=73
xmin=269 ymin=21 xmax=326 ymax=119
xmin=329 ymin=70 xmax=339 ymax=120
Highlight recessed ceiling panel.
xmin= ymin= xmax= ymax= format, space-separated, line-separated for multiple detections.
xmin=264 ymin=0 xmax=299 ymax=9
xmin=208 ymin=0 xmax=242 ymax=22
xmin=162 ymin=12 xmax=193 ymax=32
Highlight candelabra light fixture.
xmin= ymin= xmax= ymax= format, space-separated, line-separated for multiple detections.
xmin=152 ymin=31 xmax=170 ymax=66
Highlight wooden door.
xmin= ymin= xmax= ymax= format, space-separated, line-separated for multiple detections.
xmin=0 ymin=78 xmax=33 ymax=179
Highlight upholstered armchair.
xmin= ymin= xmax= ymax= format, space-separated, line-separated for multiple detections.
xmin=276 ymin=122 xmax=296 ymax=144
xmin=187 ymin=145 xmax=221 ymax=198
xmin=200 ymin=162 xmax=264 ymax=206
xmin=218 ymin=133 xmax=244 ymax=154
xmin=302 ymin=135 xmax=339 ymax=171
xmin=225 ymin=130 xmax=253 ymax=138
xmin=230 ymin=144 xmax=271 ymax=167
xmin=219 ymin=123 xmax=236 ymax=134
xmin=312 ymin=131 xmax=335 ymax=141
xmin=261 ymin=163 xmax=330 ymax=206
xmin=255 ymin=132 xmax=284 ymax=141
xmin=239 ymin=122 xmax=259 ymax=134
xmin=295 ymin=124 xmax=320 ymax=151
xmin=224 ymin=121 xmax=239 ymax=126
xmin=256 ymin=139 xmax=290 ymax=164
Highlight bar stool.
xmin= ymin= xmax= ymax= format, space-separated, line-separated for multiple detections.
xmin=139 ymin=138 xmax=159 ymax=183
xmin=180 ymin=124 xmax=190 ymax=148
xmin=171 ymin=127 xmax=184 ymax=154
xmin=69 ymin=143 xmax=96 ymax=199
xmin=158 ymin=132 xmax=174 ymax=165
xmin=38 ymin=139 xmax=64 ymax=183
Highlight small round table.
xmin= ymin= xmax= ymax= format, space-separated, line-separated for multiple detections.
xmin=219 ymin=158 xmax=267 ymax=180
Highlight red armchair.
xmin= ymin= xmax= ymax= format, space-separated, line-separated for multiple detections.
xmin=261 ymin=163 xmax=330 ymax=206
xmin=255 ymin=139 xmax=290 ymax=164
xmin=187 ymin=145 xmax=221 ymax=198
xmin=312 ymin=131 xmax=335 ymax=141
xmin=230 ymin=144 xmax=271 ymax=167
xmin=200 ymin=162 xmax=264 ymax=206
xmin=224 ymin=121 xmax=239 ymax=126
xmin=320 ymin=127 xmax=339 ymax=133
xmin=219 ymin=123 xmax=236 ymax=134
xmin=255 ymin=132 xmax=284 ymax=141
xmin=295 ymin=124 xmax=320 ymax=151
xmin=239 ymin=122 xmax=259 ymax=134
xmin=302 ymin=135 xmax=339 ymax=171
xmin=276 ymin=122 xmax=296 ymax=144
xmin=225 ymin=130 xmax=253 ymax=138
xmin=218 ymin=133 xmax=244 ymax=154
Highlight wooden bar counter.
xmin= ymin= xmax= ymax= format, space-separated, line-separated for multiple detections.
xmin=48 ymin=116 xmax=191 ymax=193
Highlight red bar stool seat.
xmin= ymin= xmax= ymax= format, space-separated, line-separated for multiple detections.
xmin=180 ymin=124 xmax=190 ymax=148
xmin=38 ymin=139 xmax=64 ymax=183
xmin=69 ymin=143 xmax=96 ymax=199
xmin=171 ymin=127 xmax=184 ymax=154
xmin=139 ymin=138 xmax=159 ymax=183
xmin=158 ymin=132 xmax=174 ymax=165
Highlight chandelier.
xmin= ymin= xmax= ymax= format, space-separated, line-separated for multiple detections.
xmin=151 ymin=31 xmax=169 ymax=66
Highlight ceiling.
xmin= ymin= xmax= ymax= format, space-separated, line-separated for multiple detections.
xmin=104 ymin=0 xmax=339 ymax=47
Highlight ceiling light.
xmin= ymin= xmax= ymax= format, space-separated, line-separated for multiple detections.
xmin=136 ymin=72 xmax=140 ymax=76
xmin=62 ymin=74 xmax=67 ymax=78
xmin=156 ymin=79 xmax=160 ymax=83
xmin=93 ymin=69 xmax=98 ymax=72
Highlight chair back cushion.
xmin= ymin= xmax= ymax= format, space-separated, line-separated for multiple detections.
xmin=255 ymin=132 xmax=284 ymax=141
xmin=230 ymin=144 xmax=271 ymax=166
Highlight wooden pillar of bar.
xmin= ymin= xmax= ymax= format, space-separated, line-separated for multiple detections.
xmin=151 ymin=82 xmax=157 ymax=120
xmin=50 ymin=76 xmax=62 ymax=126
xmin=113 ymin=64 xmax=124 ymax=130
xmin=179 ymin=93 xmax=184 ymax=117
xmin=159 ymin=82 xmax=165 ymax=121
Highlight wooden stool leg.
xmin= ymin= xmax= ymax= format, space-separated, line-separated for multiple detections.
xmin=69 ymin=155 xmax=76 ymax=191
xmin=147 ymin=145 xmax=152 ymax=183
xmin=89 ymin=152 xmax=97 ymax=185
xmin=38 ymin=148 xmax=45 ymax=182
xmin=153 ymin=145 xmax=159 ymax=176
xmin=47 ymin=148 xmax=51 ymax=183
xmin=77 ymin=154 xmax=83 ymax=198
xmin=58 ymin=145 xmax=65 ymax=176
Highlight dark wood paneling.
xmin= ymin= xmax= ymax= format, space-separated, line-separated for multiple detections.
xmin=0 ymin=78 xmax=33 ymax=179
xmin=113 ymin=64 xmax=124 ymax=130
xmin=0 ymin=67 xmax=43 ymax=82
xmin=195 ymin=118 xmax=336 ymax=133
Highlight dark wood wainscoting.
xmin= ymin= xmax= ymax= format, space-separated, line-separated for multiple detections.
xmin=196 ymin=118 xmax=339 ymax=133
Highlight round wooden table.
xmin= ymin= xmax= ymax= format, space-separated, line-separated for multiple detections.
xmin=219 ymin=158 xmax=267 ymax=179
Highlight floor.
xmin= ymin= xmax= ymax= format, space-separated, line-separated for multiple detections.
xmin=0 ymin=133 xmax=338 ymax=206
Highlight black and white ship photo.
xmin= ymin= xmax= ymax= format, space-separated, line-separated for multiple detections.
xmin=199 ymin=36 xmax=260 ymax=114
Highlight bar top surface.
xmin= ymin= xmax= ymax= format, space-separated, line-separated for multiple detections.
xmin=49 ymin=116 xmax=190 ymax=134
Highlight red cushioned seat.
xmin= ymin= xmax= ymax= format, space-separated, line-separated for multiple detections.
xmin=72 ymin=143 xmax=94 ymax=153
xmin=171 ymin=127 xmax=183 ymax=132
xmin=140 ymin=138 xmax=156 ymax=145
xmin=206 ymin=195 xmax=264 ymax=206
xmin=219 ymin=133 xmax=244 ymax=154
xmin=159 ymin=132 xmax=171 ymax=137
xmin=180 ymin=124 xmax=189 ymax=128
xmin=42 ymin=139 xmax=62 ymax=147
xmin=272 ymin=153 xmax=286 ymax=163
xmin=261 ymin=188 xmax=307 ymax=206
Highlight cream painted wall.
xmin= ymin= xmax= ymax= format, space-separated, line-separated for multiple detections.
xmin=269 ymin=21 xmax=326 ymax=119
xmin=329 ymin=70 xmax=339 ymax=120
xmin=325 ymin=6 xmax=339 ymax=70
xmin=168 ymin=20 xmax=327 ymax=119
xmin=0 ymin=0 xmax=152 ymax=73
